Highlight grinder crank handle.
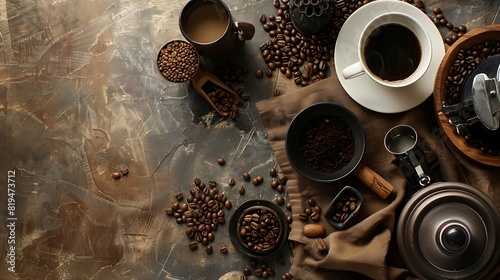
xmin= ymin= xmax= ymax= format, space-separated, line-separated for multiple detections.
xmin=353 ymin=164 xmax=394 ymax=199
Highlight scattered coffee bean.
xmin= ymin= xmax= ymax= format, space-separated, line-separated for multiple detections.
xmin=208 ymin=180 xmax=217 ymax=188
xmin=157 ymin=41 xmax=198 ymax=83
xmin=120 ymin=167 xmax=129 ymax=176
xmin=270 ymin=167 xmax=277 ymax=177
xmin=259 ymin=14 xmax=267 ymax=23
xmin=239 ymin=185 xmax=245 ymax=194
xmin=307 ymin=199 xmax=316 ymax=207
xmin=250 ymin=261 xmax=257 ymax=268
xmin=228 ymin=178 xmax=236 ymax=186
xmin=194 ymin=178 xmax=201 ymax=186
xmin=276 ymin=195 xmax=285 ymax=205
xmin=255 ymin=69 xmax=264 ymax=78
xmin=252 ymin=178 xmax=259 ymax=186
xmin=189 ymin=241 xmax=198 ymax=250
xmin=112 ymin=171 xmax=121 ymax=179
xmin=256 ymin=175 xmax=264 ymax=184
xmin=286 ymin=202 xmax=292 ymax=211
xmin=243 ymin=172 xmax=251 ymax=181
xmin=311 ymin=211 xmax=321 ymax=222
xmin=243 ymin=268 xmax=251 ymax=276
xmin=279 ymin=175 xmax=287 ymax=185
xmin=315 ymin=238 xmax=328 ymax=254
xmin=165 ymin=208 xmax=173 ymax=216
xmin=225 ymin=200 xmax=232 ymax=209
xmin=271 ymin=179 xmax=279 ymax=189
xmin=220 ymin=246 xmax=228 ymax=254
xmin=206 ymin=245 xmax=213 ymax=254
xmin=175 ymin=192 xmax=184 ymax=201
xmin=265 ymin=68 xmax=273 ymax=77
xmin=217 ymin=158 xmax=225 ymax=165
xmin=287 ymin=214 xmax=293 ymax=224
xmin=276 ymin=184 xmax=284 ymax=193
xmin=172 ymin=203 xmax=180 ymax=212
xmin=298 ymin=213 xmax=308 ymax=222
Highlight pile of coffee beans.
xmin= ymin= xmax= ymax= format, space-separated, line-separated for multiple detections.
xmin=298 ymin=115 xmax=355 ymax=173
xmin=443 ymin=40 xmax=500 ymax=155
xmin=165 ymin=178 xmax=232 ymax=254
xmin=238 ymin=207 xmax=282 ymax=253
xmin=201 ymin=81 xmax=239 ymax=119
xmin=157 ymin=41 xmax=198 ymax=83
xmin=255 ymin=0 xmax=337 ymax=87
xmin=330 ymin=192 xmax=359 ymax=223
xmin=256 ymin=0 xmax=471 ymax=89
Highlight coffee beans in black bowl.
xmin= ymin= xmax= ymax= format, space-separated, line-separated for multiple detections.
xmin=285 ymin=102 xmax=365 ymax=183
xmin=229 ymin=200 xmax=288 ymax=258
xmin=324 ymin=186 xmax=364 ymax=229
xmin=157 ymin=40 xmax=199 ymax=83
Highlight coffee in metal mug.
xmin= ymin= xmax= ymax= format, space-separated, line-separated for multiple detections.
xmin=384 ymin=125 xmax=431 ymax=187
xmin=179 ymin=0 xmax=255 ymax=57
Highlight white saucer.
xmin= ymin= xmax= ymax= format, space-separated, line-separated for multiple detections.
xmin=334 ymin=0 xmax=445 ymax=113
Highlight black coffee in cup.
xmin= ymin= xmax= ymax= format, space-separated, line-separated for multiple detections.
xmin=364 ymin=23 xmax=421 ymax=82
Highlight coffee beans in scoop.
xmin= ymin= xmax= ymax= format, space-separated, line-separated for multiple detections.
xmin=157 ymin=40 xmax=198 ymax=83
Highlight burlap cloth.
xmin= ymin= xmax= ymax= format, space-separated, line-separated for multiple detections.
xmin=256 ymin=75 xmax=500 ymax=280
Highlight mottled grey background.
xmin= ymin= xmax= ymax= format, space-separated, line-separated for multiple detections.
xmin=0 ymin=0 xmax=498 ymax=279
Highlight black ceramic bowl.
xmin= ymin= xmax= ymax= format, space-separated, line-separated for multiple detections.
xmin=285 ymin=102 xmax=365 ymax=183
xmin=229 ymin=200 xmax=288 ymax=259
xmin=324 ymin=186 xmax=364 ymax=229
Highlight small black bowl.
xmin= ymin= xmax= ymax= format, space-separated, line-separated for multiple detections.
xmin=324 ymin=186 xmax=364 ymax=229
xmin=229 ymin=200 xmax=288 ymax=258
xmin=285 ymin=102 xmax=365 ymax=183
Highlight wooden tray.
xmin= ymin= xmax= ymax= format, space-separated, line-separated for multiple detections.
xmin=433 ymin=25 xmax=500 ymax=167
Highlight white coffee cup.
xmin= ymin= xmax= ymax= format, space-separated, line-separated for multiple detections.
xmin=341 ymin=12 xmax=432 ymax=88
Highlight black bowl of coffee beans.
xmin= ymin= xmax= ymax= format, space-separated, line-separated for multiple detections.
xmin=324 ymin=186 xmax=364 ymax=229
xmin=285 ymin=102 xmax=365 ymax=183
xmin=157 ymin=40 xmax=199 ymax=83
xmin=229 ymin=199 xmax=288 ymax=258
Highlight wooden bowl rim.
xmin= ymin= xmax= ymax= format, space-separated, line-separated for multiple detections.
xmin=433 ymin=25 xmax=500 ymax=167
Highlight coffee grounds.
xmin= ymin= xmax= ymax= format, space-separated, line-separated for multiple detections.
xmin=298 ymin=115 xmax=355 ymax=173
